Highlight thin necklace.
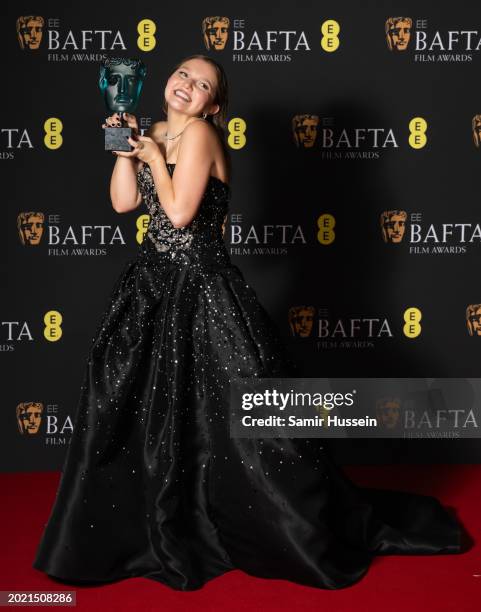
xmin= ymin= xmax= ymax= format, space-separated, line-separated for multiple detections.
xmin=163 ymin=129 xmax=184 ymax=141
xmin=162 ymin=116 xmax=207 ymax=140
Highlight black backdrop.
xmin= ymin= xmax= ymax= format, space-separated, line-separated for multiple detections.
xmin=4 ymin=2 xmax=481 ymax=470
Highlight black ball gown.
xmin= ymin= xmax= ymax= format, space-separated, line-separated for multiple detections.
xmin=33 ymin=162 xmax=463 ymax=590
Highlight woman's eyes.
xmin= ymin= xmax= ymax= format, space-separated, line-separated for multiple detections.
xmin=178 ymin=70 xmax=209 ymax=90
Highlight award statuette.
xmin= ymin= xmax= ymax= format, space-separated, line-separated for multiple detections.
xmin=99 ymin=57 xmax=147 ymax=152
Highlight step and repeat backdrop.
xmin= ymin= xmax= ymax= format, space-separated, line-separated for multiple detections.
xmin=4 ymin=2 xmax=481 ymax=470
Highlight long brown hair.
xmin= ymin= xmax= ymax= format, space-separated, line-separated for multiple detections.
xmin=162 ymin=54 xmax=231 ymax=180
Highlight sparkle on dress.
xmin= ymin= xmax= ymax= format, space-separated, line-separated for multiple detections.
xmin=137 ymin=162 xmax=230 ymax=259
xmin=32 ymin=159 xmax=462 ymax=592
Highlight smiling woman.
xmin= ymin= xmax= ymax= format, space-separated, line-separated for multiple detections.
xmin=33 ymin=53 xmax=465 ymax=593
xmin=105 ymin=55 xmax=230 ymax=221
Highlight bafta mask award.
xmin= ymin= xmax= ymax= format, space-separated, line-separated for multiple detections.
xmin=99 ymin=57 xmax=147 ymax=152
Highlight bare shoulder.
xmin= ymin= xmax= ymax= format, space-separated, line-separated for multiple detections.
xmin=145 ymin=120 xmax=167 ymax=142
xmin=181 ymin=119 xmax=228 ymax=183
xmin=180 ymin=119 xmax=222 ymax=158
xmin=184 ymin=118 xmax=218 ymax=141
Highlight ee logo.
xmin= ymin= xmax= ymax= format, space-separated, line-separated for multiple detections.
xmin=403 ymin=307 xmax=422 ymax=338
xmin=321 ymin=20 xmax=340 ymax=52
xmin=409 ymin=117 xmax=428 ymax=149
xmin=317 ymin=214 xmax=336 ymax=244
xmin=44 ymin=118 xmax=63 ymax=150
xmin=137 ymin=19 xmax=157 ymax=51
xmin=228 ymin=118 xmax=246 ymax=149
xmin=44 ymin=310 xmax=63 ymax=342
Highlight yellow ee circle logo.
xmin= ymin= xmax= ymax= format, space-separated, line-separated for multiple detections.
xmin=408 ymin=117 xmax=427 ymax=149
xmin=321 ymin=20 xmax=340 ymax=52
xmin=137 ymin=19 xmax=157 ymax=51
xmin=136 ymin=214 xmax=150 ymax=244
xmin=228 ymin=118 xmax=246 ymax=149
xmin=403 ymin=307 xmax=422 ymax=338
xmin=316 ymin=214 xmax=335 ymax=244
xmin=43 ymin=118 xmax=63 ymax=150
xmin=44 ymin=310 xmax=63 ymax=342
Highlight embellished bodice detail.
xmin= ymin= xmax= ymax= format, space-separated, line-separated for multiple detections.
xmin=137 ymin=163 xmax=230 ymax=256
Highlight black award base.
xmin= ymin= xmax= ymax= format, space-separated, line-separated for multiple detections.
xmin=104 ymin=127 xmax=133 ymax=152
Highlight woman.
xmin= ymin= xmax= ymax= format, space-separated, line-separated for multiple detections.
xmin=33 ymin=54 xmax=464 ymax=591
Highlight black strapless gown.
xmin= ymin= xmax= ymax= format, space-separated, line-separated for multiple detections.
xmin=33 ymin=163 xmax=463 ymax=590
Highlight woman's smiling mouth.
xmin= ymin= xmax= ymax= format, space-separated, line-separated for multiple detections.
xmin=174 ymin=89 xmax=191 ymax=102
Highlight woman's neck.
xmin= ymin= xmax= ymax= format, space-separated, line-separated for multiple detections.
xmin=165 ymin=109 xmax=199 ymax=139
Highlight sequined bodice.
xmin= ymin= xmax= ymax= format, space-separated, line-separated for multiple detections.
xmin=137 ymin=163 xmax=230 ymax=258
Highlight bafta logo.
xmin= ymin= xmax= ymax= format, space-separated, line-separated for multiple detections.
xmin=202 ymin=16 xmax=230 ymax=51
xmin=376 ymin=397 xmax=401 ymax=429
xmin=17 ymin=211 xmax=45 ymax=245
xmin=466 ymin=304 xmax=481 ymax=336
xmin=472 ymin=115 xmax=481 ymax=147
xmin=16 ymin=15 xmax=44 ymax=50
xmin=292 ymin=115 xmax=319 ymax=148
xmin=17 ymin=402 xmax=43 ymax=435
xmin=288 ymin=306 xmax=315 ymax=338
xmin=385 ymin=17 xmax=412 ymax=51
xmin=380 ymin=210 xmax=407 ymax=243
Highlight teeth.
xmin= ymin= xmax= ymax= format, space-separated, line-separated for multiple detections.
xmin=175 ymin=90 xmax=190 ymax=102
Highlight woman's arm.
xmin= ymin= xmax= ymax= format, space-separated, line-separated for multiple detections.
xmin=110 ymin=156 xmax=142 ymax=213
xmin=108 ymin=113 xmax=162 ymax=213
xmin=145 ymin=121 xmax=216 ymax=228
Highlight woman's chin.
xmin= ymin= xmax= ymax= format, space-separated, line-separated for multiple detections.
xmin=167 ymin=102 xmax=198 ymax=117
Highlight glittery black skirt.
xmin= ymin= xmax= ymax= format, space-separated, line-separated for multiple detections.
xmin=33 ymin=238 xmax=464 ymax=590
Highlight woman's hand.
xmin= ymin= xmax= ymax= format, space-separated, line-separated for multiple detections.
xmin=121 ymin=112 xmax=139 ymax=135
xmin=102 ymin=111 xmax=139 ymax=133
xmin=102 ymin=112 xmax=144 ymax=158
xmin=123 ymin=135 xmax=163 ymax=165
xmin=102 ymin=112 xmax=122 ymax=129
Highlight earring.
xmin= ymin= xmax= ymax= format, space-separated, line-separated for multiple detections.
xmin=202 ymin=112 xmax=208 ymax=119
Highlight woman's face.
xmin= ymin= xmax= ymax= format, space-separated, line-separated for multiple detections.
xmin=165 ymin=59 xmax=218 ymax=117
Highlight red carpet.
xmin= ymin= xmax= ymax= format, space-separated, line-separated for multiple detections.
xmin=2 ymin=465 xmax=479 ymax=611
